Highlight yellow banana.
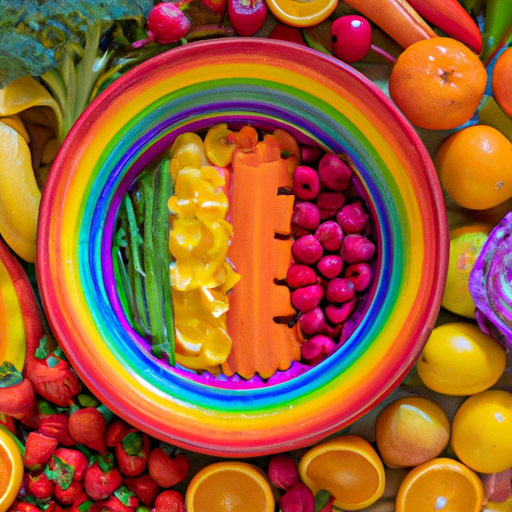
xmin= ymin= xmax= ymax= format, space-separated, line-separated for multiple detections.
xmin=0 ymin=122 xmax=41 ymax=263
xmin=0 ymin=256 xmax=26 ymax=373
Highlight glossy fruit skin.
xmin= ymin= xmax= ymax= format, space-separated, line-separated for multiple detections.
xmin=417 ymin=323 xmax=506 ymax=396
xmin=228 ymin=0 xmax=267 ymax=37
xmin=452 ymin=390 xmax=512 ymax=474
xmin=330 ymin=15 xmax=372 ymax=63
xmin=147 ymin=4 xmax=191 ymax=44
xmin=375 ymin=396 xmax=450 ymax=468
xmin=492 ymin=47 xmax=512 ymax=117
xmin=441 ymin=225 xmax=491 ymax=318
xmin=435 ymin=125 xmax=512 ymax=210
xmin=389 ymin=37 xmax=487 ymax=130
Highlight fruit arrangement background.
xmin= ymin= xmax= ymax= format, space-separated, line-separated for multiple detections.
xmin=1 ymin=0 xmax=512 ymax=511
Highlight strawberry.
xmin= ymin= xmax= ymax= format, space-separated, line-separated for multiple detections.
xmin=105 ymin=418 xmax=131 ymax=448
xmin=102 ymin=488 xmax=139 ymax=512
xmin=153 ymin=490 xmax=185 ymax=512
xmin=38 ymin=412 xmax=75 ymax=446
xmin=115 ymin=432 xmax=150 ymax=477
xmin=123 ymin=475 xmax=160 ymax=506
xmin=148 ymin=449 xmax=189 ymax=488
xmin=227 ymin=0 xmax=267 ymax=37
xmin=12 ymin=503 xmax=42 ymax=512
xmin=0 ymin=378 xmax=36 ymax=417
xmin=24 ymin=431 xmax=58 ymax=471
xmin=54 ymin=479 xmax=85 ymax=505
xmin=28 ymin=471 xmax=54 ymax=499
xmin=84 ymin=455 xmax=123 ymax=501
xmin=52 ymin=448 xmax=89 ymax=481
xmin=68 ymin=407 xmax=107 ymax=454
xmin=69 ymin=492 xmax=91 ymax=512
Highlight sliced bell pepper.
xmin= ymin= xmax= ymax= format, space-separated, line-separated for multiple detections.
xmin=480 ymin=0 xmax=512 ymax=65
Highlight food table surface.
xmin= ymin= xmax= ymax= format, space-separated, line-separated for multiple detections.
xmin=1 ymin=1 xmax=512 ymax=512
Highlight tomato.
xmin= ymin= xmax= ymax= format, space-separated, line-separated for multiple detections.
xmin=416 ymin=323 xmax=506 ymax=396
xmin=452 ymin=390 xmax=512 ymax=473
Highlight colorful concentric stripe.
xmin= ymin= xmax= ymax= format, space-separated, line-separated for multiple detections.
xmin=37 ymin=39 xmax=448 ymax=457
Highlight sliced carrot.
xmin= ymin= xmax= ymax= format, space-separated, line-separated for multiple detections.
xmin=223 ymin=137 xmax=300 ymax=379
xmin=273 ymin=128 xmax=302 ymax=176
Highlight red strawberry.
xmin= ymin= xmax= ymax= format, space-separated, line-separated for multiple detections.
xmin=12 ymin=503 xmax=42 ymax=512
xmin=54 ymin=479 xmax=84 ymax=505
xmin=69 ymin=492 xmax=91 ymax=512
xmin=153 ymin=490 xmax=185 ymax=512
xmin=0 ymin=378 xmax=36 ymax=418
xmin=115 ymin=432 xmax=150 ymax=477
xmin=28 ymin=471 xmax=54 ymax=499
xmin=38 ymin=413 xmax=74 ymax=446
xmin=24 ymin=431 xmax=58 ymax=471
xmin=68 ymin=408 xmax=107 ymax=454
xmin=52 ymin=448 xmax=89 ymax=481
xmin=84 ymin=458 xmax=123 ymax=501
xmin=148 ymin=449 xmax=189 ymax=488
xmin=105 ymin=418 xmax=131 ymax=448
xmin=102 ymin=494 xmax=138 ymax=512
xmin=227 ymin=0 xmax=267 ymax=37
xmin=124 ymin=475 xmax=160 ymax=506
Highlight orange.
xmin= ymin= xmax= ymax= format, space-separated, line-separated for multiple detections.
xmin=389 ymin=38 xmax=487 ymax=130
xmin=441 ymin=224 xmax=492 ymax=318
xmin=0 ymin=426 xmax=24 ymax=512
xmin=451 ymin=390 xmax=512 ymax=474
xmin=417 ymin=323 xmax=506 ymax=396
xmin=375 ymin=396 xmax=450 ymax=468
xmin=492 ymin=47 xmax=512 ymax=117
xmin=298 ymin=435 xmax=385 ymax=510
xmin=185 ymin=461 xmax=275 ymax=512
xmin=435 ymin=125 xmax=512 ymax=210
xmin=395 ymin=458 xmax=484 ymax=512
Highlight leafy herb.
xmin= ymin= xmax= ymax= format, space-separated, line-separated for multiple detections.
xmin=0 ymin=362 xmax=22 ymax=388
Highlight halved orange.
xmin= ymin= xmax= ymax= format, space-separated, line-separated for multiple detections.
xmin=298 ymin=435 xmax=385 ymax=510
xmin=0 ymin=426 xmax=24 ymax=512
xmin=395 ymin=458 xmax=484 ymax=512
xmin=185 ymin=461 xmax=275 ymax=512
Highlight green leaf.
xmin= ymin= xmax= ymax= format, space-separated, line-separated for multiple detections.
xmin=78 ymin=394 xmax=99 ymax=408
xmin=314 ymin=490 xmax=332 ymax=512
xmin=96 ymin=404 xmax=113 ymax=423
xmin=38 ymin=401 xmax=57 ymax=415
xmin=114 ymin=485 xmax=136 ymax=506
xmin=78 ymin=500 xmax=94 ymax=512
xmin=44 ymin=456 xmax=75 ymax=490
xmin=122 ymin=432 xmax=144 ymax=456
xmin=0 ymin=362 xmax=23 ymax=388
xmin=96 ymin=452 xmax=115 ymax=473
xmin=35 ymin=335 xmax=51 ymax=360
xmin=0 ymin=0 xmax=154 ymax=88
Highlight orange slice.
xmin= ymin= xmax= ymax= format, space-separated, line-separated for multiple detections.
xmin=298 ymin=435 xmax=385 ymax=510
xmin=0 ymin=427 xmax=24 ymax=512
xmin=265 ymin=0 xmax=338 ymax=28
xmin=396 ymin=458 xmax=484 ymax=512
xmin=185 ymin=461 xmax=275 ymax=512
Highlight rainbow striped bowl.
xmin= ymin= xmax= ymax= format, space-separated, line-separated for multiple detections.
xmin=38 ymin=39 xmax=448 ymax=457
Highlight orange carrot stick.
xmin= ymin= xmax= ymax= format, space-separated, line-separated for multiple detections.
xmin=343 ymin=0 xmax=438 ymax=49
xmin=223 ymin=136 xmax=300 ymax=379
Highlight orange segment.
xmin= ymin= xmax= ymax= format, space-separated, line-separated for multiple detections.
xmin=298 ymin=435 xmax=385 ymax=510
xmin=185 ymin=461 xmax=275 ymax=512
xmin=396 ymin=458 xmax=484 ymax=512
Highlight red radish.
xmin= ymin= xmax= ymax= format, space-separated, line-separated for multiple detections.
xmin=345 ymin=262 xmax=372 ymax=291
xmin=292 ymin=166 xmax=321 ymax=200
xmin=268 ymin=454 xmax=300 ymax=490
xmin=147 ymin=3 xmax=191 ymax=44
xmin=154 ymin=490 xmax=185 ymax=512
xmin=24 ymin=431 xmax=58 ymax=471
xmin=54 ymin=479 xmax=84 ymax=505
xmin=336 ymin=201 xmax=369 ymax=234
xmin=317 ymin=255 xmax=343 ymax=279
xmin=148 ymin=449 xmax=189 ymax=488
xmin=299 ymin=307 xmax=326 ymax=335
xmin=228 ymin=0 xmax=267 ymax=37
xmin=106 ymin=418 xmax=132 ymax=448
xmin=124 ymin=474 xmax=161 ymax=506
xmin=291 ymin=284 xmax=324 ymax=313
xmin=318 ymin=154 xmax=352 ymax=191
xmin=286 ymin=264 xmax=317 ymax=289
xmin=202 ymin=0 xmax=227 ymax=16
xmin=52 ymin=448 xmax=89 ymax=481
xmin=68 ymin=407 xmax=107 ymax=454
xmin=84 ymin=459 xmax=123 ymax=501
xmin=330 ymin=15 xmax=372 ymax=63
xmin=314 ymin=221 xmax=344 ymax=252
xmin=292 ymin=235 xmax=323 ymax=265
xmin=325 ymin=278 xmax=355 ymax=303
xmin=0 ymin=378 xmax=35 ymax=417
xmin=115 ymin=432 xmax=150 ymax=477
xmin=279 ymin=482 xmax=315 ymax=512
xmin=340 ymin=234 xmax=375 ymax=263
xmin=28 ymin=471 xmax=54 ymax=499
xmin=292 ymin=202 xmax=321 ymax=231
xmin=38 ymin=413 xmax=75 ymax=446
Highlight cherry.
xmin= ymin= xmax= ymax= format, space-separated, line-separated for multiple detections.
xmin=330 ymin=15 xmax=372 ymax=64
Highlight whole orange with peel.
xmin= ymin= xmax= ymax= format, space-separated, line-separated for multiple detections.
xmin=389 ymin=37 xmax=487 ymax=130
xmin=492 ymin=47 xmax=512 ymax=118
xmin=435 ymin=124 xmax=512 ymax=210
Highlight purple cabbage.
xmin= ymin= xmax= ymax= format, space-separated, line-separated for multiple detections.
xmin=469 ymin=211 xmax=512 ymax=348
